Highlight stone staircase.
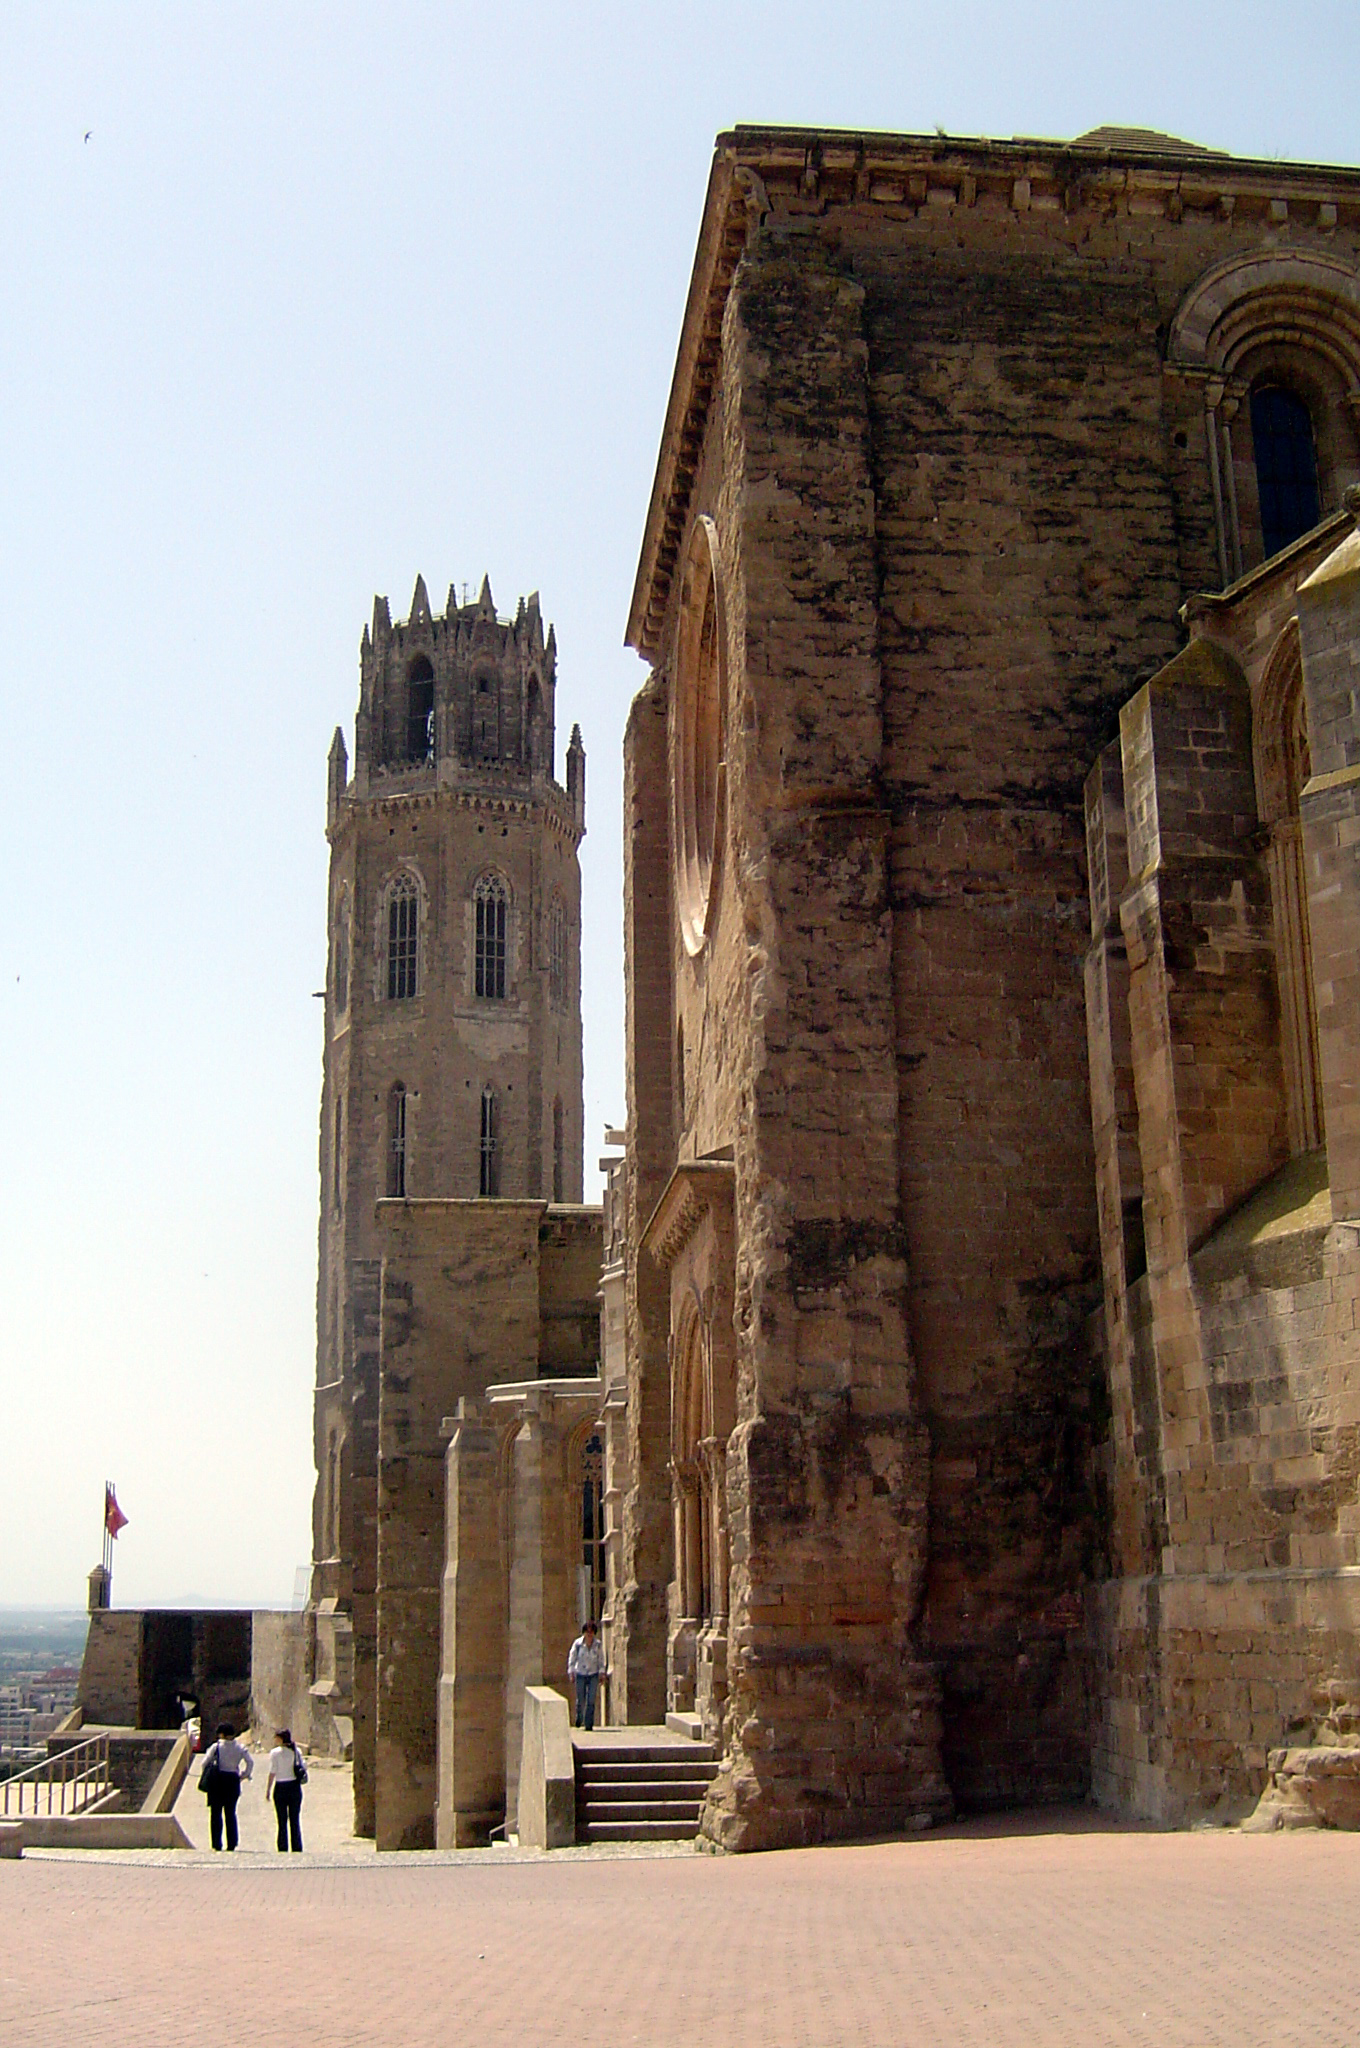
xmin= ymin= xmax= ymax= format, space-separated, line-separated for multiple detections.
xmin=573 ymin=1736 xmax=718 ymax=1843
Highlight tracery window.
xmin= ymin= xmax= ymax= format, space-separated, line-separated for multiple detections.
xmin=474 ymin=875 xmax=508 ymax=999
xmin=1251 ymin=385 xmax=1322 ymax=559
xmin=388 ymin=1082 xmax=408 ymax=1199
xmin=673 ymin=516 xmax=727 ymax=956
xmin=548 ymin=899 xmax=567 ymax=1012
xmin=386 ymin=876 xmax=420 ymax=1000
xmin=479 ymin=1085 xmax=499 ymax=1198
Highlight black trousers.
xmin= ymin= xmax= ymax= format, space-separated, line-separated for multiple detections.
xmin=208 ymin=1779 xmax=240 ymax=1851
xmin=274 ymin=1781 xmax=303 ymax=1852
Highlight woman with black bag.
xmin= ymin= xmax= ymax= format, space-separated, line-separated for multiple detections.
xmin=198 ymin=1722 xmax=253 ymax=1851
xmin=265 ymin=1727 xmax=307 ymax=1852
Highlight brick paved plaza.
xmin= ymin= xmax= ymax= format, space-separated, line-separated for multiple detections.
xmin=4 ymin=1811 xmax=1360 ymax=2047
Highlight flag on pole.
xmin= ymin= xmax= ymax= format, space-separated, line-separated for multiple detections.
xmin=104 ymin=1484 xmax=128 ymax=1539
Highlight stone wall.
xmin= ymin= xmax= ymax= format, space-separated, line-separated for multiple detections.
xmin=1091 ymin=1190 xmax=1360 ymax=1817
xmin=1085 ymin=508 xmax=1360 ymax=1819
xmin=623 ymin=128 xmax=1360 ymax=1842
xmin=76 ymin=1610 xmax=258 ymax=1741
xmin=249 ymin=1611 xmax=310 ymax=1744
xmin=76 ymin=1611 xmax=140 ymax=1726
xmin=373 ymin=1198 xmax=601 ymax=1850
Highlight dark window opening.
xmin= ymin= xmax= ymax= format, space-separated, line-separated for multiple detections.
xmin=479 ymin=1085 xmax=499 ymax=1198
xmin=406 ymin=658 xmax=435 ymax=763
xmin=1252 ymin=385 xmax=1321 ymax=559
xmin=475 ymin=879 xmax=507 ymax=999
xmin=526 ymin=677 xmax=542 ymax=770
xmin=553 ymin=1095 xmax=565 ymax=1202
xmin=387 ymin=883 xmax=418 ymax=1000
xmin=334 ymin=905 xmax=349 ymax=1012
xmin=581 ymin=1433 xmax=605 ymax=1626
xmin=474 ymin=675 xmax=499 ymax=758
xmin=332 ymin=1097 xmax=345 ymax=1212
xmin=388 ymin=1083 xmax=407 ymax=1198
xmin=548 ymin=901 xmax=566 ymax=1011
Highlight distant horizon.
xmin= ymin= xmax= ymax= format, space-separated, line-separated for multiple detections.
xmin=0 ymin=1593 xmax=302 ymax=1616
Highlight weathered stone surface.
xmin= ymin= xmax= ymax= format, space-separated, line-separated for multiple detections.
xmin=373 ymin=1200 xmax=602 ymax=1850
xmin=622 ymin=126 xmax=1360 ymax=1845
xmin=1246 ymin=1745 xmax=1360 ymax=1831
xmin=516 ymin=1686 xmax=576 ymax=1849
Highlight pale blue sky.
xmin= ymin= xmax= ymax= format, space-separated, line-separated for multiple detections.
xmin=1 ymin=1 xmax=1355 ymax=1607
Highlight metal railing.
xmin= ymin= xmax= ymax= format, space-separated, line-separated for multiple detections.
xmin=0 ymin=1733 xmax=111 ymax=1818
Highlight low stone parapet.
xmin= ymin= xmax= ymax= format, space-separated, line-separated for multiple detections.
xmin=15 ymin=1813 xmax=192 ymax=1850
xmin=516 ymin=1687 xmax=574 ymax=1849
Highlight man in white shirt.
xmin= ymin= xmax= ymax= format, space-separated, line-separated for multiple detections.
xmin=567 ymin=1621 xmax=605 ymax=1729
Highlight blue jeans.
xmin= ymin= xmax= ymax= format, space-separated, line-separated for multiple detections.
xmin=574 ymin=1672 xmax=599 ymax=1729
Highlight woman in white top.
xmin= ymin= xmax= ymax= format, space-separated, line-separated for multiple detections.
xmin=264 ymin=1727 xmax=305 ymax=1852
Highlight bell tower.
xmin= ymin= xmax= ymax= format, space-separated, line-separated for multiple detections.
xmin=308 ymin=575 xmax=586 ymax=1832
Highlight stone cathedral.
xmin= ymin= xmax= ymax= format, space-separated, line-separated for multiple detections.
xmin=302 ymin=123 xmax=1360 ymax=1855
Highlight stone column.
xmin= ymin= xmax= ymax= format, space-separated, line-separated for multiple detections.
xmin=1083 ymin=740 xmax=1155 ymax=1577
xmin=435 ymin=1402 xmax=504 ymax=1848
xmin=504 ymin=1410 xmax=545 ymax=1825
xmin=618 ymin=675 xmax=675 ymax=1724
xmin=1118 ymin=637 xmax=1288 ymax=1577
xmin=1297 ymin=521 xmax=1360 ymax=1221
xmin=697 ymin=239 xmax=951 ymax=1850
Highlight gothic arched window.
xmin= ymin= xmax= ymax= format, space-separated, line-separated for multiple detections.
xmin=553 ymin=1094 xmax=565 ymax=1202
xmin=406 ymin=657 xmax=435 ymax=764
xmin=474 ymin=875 xmax=508 ymax=999
xmin=548 ymin=898 xmax=566 ymax=1012
xmin=1251 ymin=385 xmax=1322 ymax=559
xmin=387 ymin=1082 xmax=408 ymax=1198
xmin=479 ymin=1085 xmax=499 ymax=1198
xmin=386 ymin=875 xmax=420 ymax=1000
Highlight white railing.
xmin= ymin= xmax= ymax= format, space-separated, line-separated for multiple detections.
xmin=1 ymin=1733 xmax=111 ymax=1817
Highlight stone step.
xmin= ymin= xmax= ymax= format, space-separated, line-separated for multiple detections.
xmin=577 ymin=1798 xmax=704 ymax=1824
xmin=578 ymin=1778 xmax=713 ymax=1805
xmin=573 ymin=1744 xmax=717 ymax=1766
xmin=576 ymin=1818 xmax=700 ymax=1843
xmin=577 ymin=1774 xmax=712 ymax=1796
xmin=577 ymin=1756 xmax=718 ymax=1780
xmin=577 ymin=1775 xmax=717 ymax=1797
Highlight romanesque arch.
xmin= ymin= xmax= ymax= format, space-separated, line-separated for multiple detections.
xmin=1169 ymin=249 xmax=1360 ymax=578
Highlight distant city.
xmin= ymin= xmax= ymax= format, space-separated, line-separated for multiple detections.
xmin=0 ymin=1610 xmax=88 ymax=1774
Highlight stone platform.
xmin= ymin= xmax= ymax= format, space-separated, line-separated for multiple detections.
xmin=7 ymin=1812 xmax=1360 ymax=2045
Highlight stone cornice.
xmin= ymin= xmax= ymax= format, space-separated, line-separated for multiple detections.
xmin=329 ymin=775 xmax=582 ymax=849
xmin=641 ymin=1158 xmax=735 ymax=1268
xmin=626 ymin=126 xmax=1360 ymax=665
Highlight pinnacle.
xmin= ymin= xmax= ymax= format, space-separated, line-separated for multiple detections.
xmin=410 ymin=573 xmax=431 ymax=625
xmin=478 ymin=573 xmax=495 ymax=617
